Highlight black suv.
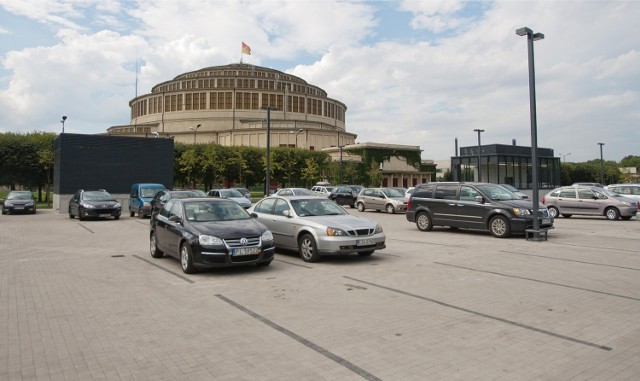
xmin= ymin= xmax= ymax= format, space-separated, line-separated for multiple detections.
xmin=406 ymin=182 xmax=553 ymax=238
xmin=329 ymin=185 xmax=363 ymax=208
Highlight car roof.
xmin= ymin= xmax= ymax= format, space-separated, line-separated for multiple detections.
xmin=264 ymin=195 xmax=329 ymax=201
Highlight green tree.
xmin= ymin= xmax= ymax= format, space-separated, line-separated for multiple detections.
xmin=367 ymin=161 xmax=382 ymax=187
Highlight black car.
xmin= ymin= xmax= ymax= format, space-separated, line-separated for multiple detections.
xmin=150 ymin=198 xmax=275 ymax=273
xmin=406 ymin=182 xmax=553 ymax=238
xmin=68 ymin=189 xmax=121 ymax=220
xmin=150 ymin=190 xmax=204 ymax=216
xmin=2 ymin=191 xmax=36 ymax=215
xmin=329 ymin=185 xmax=363 ymax=208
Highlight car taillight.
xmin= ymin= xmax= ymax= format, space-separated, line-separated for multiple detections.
xmin=407 ymin=199 xmax=411 ymax=209
xmin=541 ymin=196 xmax=546 ymax=204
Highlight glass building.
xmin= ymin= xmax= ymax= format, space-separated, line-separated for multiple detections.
xmin=451 ymin=144 xmax=560 ymax=190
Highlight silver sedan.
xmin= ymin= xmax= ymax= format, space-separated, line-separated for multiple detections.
xmin=249 ymin=195 xmax=386 ymax=262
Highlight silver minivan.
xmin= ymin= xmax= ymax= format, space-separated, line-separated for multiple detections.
xmin=542 ymin=185 xmax=638 ymax=220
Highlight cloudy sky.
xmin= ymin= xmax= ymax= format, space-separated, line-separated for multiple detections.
xmin=0 ymin=0 xmax=638 ymax=162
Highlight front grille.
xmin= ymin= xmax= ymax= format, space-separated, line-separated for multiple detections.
xmin=230 ymin=255 xmax=260 ymax=263
xmin=345 ymin=228 xmax=374 ymax=236
xmin=224 ymin=236 xmax=261 ymax=247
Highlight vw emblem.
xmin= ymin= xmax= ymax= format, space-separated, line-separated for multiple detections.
xmin=240 ymin=237 xmax=248 ymax=246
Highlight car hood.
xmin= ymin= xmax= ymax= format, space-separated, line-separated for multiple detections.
xmin=85 ymin=200 xmax=119 ymax=206
xmin=5 ymin=199 xmax=33 ymax=205
xmin=389 ymin=197 xmax=407 ymax=203
xmin=190 ymin=219 xmax=267 ymax=239
xmin=228 ymin=197 xmax=251 ymax=204
xmin=301 ymin=214 xmax=378 ymax=230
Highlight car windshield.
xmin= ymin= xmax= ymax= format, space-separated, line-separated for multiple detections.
xmin=293 ymin=188 xmax=314 ymax=195
xmin=500 ymin=184 xmax=518 ymax=192
xmin=83 ymin=191 xmax=113 ymax=201
xmin=476 ymin=184 xmax=520 ymax=201
xmin=7 ymin=192 xmax=32 ymax=200
xmin=291 ymin=199 xmax=348 ymax=217
xmin=599 ymin=188 xmax=623 ymax=198
xmin=220 ymin=189 xmax=243 ymax=198
xmin=141 ymin=187 xmax=165 ymax=197
xmin=382 ymin=188 xmax=405 ymax=198
xmin=184 ymin=200 xmax=250 ymax=222
xmin=172 ymin=191 xmax=201 ymax=199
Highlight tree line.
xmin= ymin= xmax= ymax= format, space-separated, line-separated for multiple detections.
xmin=1 ymin=132 xmax=638 ymax=201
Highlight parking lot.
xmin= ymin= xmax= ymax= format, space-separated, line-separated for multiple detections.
xmin=1 ymin=210 xmax=639 ymax=380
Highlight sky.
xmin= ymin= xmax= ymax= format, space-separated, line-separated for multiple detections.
xmin=0 ymin=0 xmax=638 ymax=163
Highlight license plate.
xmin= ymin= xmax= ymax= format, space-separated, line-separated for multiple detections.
xmin=231 ymin=247 xmax=260 ymax=256
xmin=541 ymin=218 xmax=551 ymax=224
xmin=356 ymin=238 xmax=375 ymax=246
xmin=15 ymin=206 xmax=24 ymax=210
xmin=100 ymin=213 xmax=111 ymax=217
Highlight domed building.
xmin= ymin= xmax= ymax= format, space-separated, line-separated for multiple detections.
xmin=107 ymin=63 xmax=355 ymax=149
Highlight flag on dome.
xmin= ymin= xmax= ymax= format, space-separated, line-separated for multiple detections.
xmin=241 ymin=42 xmax=251 ymax=55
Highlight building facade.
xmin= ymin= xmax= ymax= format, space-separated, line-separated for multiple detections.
xmin=107 ymin=63 xmax=355 ymax=149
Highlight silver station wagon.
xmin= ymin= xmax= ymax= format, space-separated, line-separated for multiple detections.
xmin=249 ymin=195 xmax=386 ymax=262
xmin=542 ymin=185 xmax=638 ymax=220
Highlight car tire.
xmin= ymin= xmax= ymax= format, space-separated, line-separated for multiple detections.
xmin=547 ymin=206 xmax=559 ymax=218
xmin=114 ymin=215 xmax=120 ymax=220
xmin=138 ymin=211 xmax=145 ymax=219
xmin=561 ymin=214 xmax=572 ymax=218
xmin=256 ymin=260 xmax=272 ymax=266
xmin=68 ymin=208 xmax=74 ymax=219
xmin=150 ymin=232 xmax=164 ymax=258
xmin=78 ymin=208 xmax=86 ymax=221
xmin=298 ymin=234 xmax=320 ymax=263
xmin=358 ymin=250 xmax=374 ymax=256
xmin=416 ymin=212 xmax=433 ymax=231
xmin=180 ymin=243 xmax=195 ymax=274
xmin=489 ymin=215 xmax=511 ymax=238
xmin=130 ymin=210 xmax=135 ymax=217
xmin=621 ymin=216 xmax=632 ymax=221
xmin=605 ymin=207 xmax=620 ymax=221
xmin=386 ymin=204 xmax=395 ymax=214
xmin=356 ymin=202 xmax=365 ymax=212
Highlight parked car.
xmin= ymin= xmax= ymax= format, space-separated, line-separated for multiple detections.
xmin=605 ymin=184 xmax=640 ymax=204
xmin=234 ymin=187 xmax=252 ymax=200
xmin=572 ymin=182 xmax=604 ymax=188
xmin=355 ymin=187 xmax=407 ymax=214
xmin=150 ymin=190 xmax=204 ymax=216
xmin=249 ymin=195 xmax=386 ymax=262
xmin=310 ymin=185 xmax=334 ymax=197
xmin=542 ymin=185 xmax=638 ymax=220
xmin=275 ymin=188 xmax=315 ymax=196
xmin=2 ymin=191 xmax=36 ymax=215
xmin=404 ymin=187 xmax=416 ymax=202
xmin=329 ymin=185 xmax=361 ymax=208
xmin=406 ymin=182 xmax=554 ymax=238
xmin=129 ymin=183 xmax=167 ymax=218
xmin=150 ymin=198 xmax=275 ymax=273
xmin=69 ymin=189 xmax=121 ymax=220
xmin=208 ymin=188 xmax=252 ymax=209
xmin=499 ymin=184 xmax=528 ymax=199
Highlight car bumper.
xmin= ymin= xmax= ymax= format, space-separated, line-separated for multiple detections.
xmin=619 ymin=207 xmax=637 ymax=217
xmin=83 ymin=209 xmax=121 ymax=218
xmin=194 ymin=245 xmax=276 ymax=268
xmin=511 ymin=217 xmax=554 ymax=233
xmin=3 ymin=204 xmax=36 ymax=213
xmin=316 ymin=233 xmax=386 ymax=255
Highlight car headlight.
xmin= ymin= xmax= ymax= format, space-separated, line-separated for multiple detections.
xmin=513 ymin=208 xmax=531 ymax=216
xmin=621 ymin=201 xmax=630 ymax=206
xmin=143 ymin=202 xmax=150 ymax=207
xmin=261 ymin=230 xmax=273 ymax=241
xmin=199 ymin=235 xmax=224 ymax=246
xmin=326 ymin=227 xmax=348 ymax=236
xmin=26 ymin=201 xmax=34 ymax=206
xmin=114 ymin=202 xmax=121 ymax=208
xmin=375 ymin=223 xmax=384 ymax=233
xmin=81 ymin=203 xmax=95 ymax=209
xmin=4 ymin=201 xmax=12 ymax=206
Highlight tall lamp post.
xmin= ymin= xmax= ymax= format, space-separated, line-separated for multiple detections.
xmin=189 ymin=124 xmax=201 ymax=144
xmin=61 ymin=116 xmax=67 ymax=133
xmin=290 ymin=128 xmax=303 ymax=148
xmin=597 ymin=143 xmax=605 ymax=184
xmin=516 ymin=26 xmax=544 ymax=240
xmin=261 ymin=106 xmax=276 ymax=195
xmin=473 ymin=129 xmax=484 ymax=182
xmin=559 ymin=152 xmax=571 ymax=162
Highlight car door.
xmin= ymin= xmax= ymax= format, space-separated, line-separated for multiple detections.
xmin=430 ymin=184 xmax=459 ymax=225
xmin=164 ymin=201 xmax=185 ymax=255
xmin=573 ymin=187 xmax=602 ymax=215
xmin=268 ymin=198 xmax=297 ymax=249
xmin=154 ymin=200 xmax=175 ymax=254
xmin=456 ymin=185 xmax=486 ymax=229
xmin=555 ymin=187 xmax=579 ymax=214
xmin=69 ymin=191 xmax=81 ymax=215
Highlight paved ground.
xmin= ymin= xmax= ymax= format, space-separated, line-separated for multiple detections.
xmin=1 ymin=209 xmax=639 ymax=380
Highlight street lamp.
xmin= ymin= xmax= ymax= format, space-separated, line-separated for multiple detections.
xmin=338 ymin=145 xmax=345 ymax=184
xmin=559 ymin=152 xmax=571 ymax=162
xmin=189 ymin=124 xmax=201 ymax=144
xmin=289 ymin=128 xmax=303 ymax=147
xmin=60 ymin=116 xmax=67 ymax=133
xmin=261 ymin=106 xmax=276 ymax=195
xmin=473 ymin=129 xmax=484 ymax=182
xmin=516 ymin=26 xmax=544 ymax=240
xmin=597 ymin=143 xmax=605 ymax=184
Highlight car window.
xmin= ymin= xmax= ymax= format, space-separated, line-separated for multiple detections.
xmin=160 ymin=200 xmax=175 ymax=218
xmin=383 ymin=188 xmax=404 ymax=198
xmin=435 ymin=185 xmax=457 ymax=200
xmin=459 ymin=186 xmax=480 ymax=201
xmin=169 ymin=202 xmax=183 ymax=219
xmin=577 ymin=188 xmax=595 ymax=199
xmin=141 ymin=187 xmax=164 ymax=198
xmin=273 ymin=199 xmax=290 ymax=216
xmin=362 ymin=189 xmax=372 ymax=196
xmin=558 ymin=188 xmax=576 ymax=198
xmin=255 ymin=198 xmax=276 ymax=214
xmin=414 ymin=184 xmax=435 ymax=198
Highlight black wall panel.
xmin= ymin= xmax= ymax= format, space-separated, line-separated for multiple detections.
xmin=54 ymin=134 xmax=173 ymax=194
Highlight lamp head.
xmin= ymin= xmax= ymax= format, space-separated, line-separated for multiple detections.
xmin=533 ymin=33 xmax=544 ymax=41
xmin=61 ymin=116 xmax=67 ymax=122
xmin=515 ymin=27 xmax=532 ymax=36
xmin=298 ymin=128 xmax=303 ymax=133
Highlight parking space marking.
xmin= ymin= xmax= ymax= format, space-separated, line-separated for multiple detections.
xmin=132 ymin=254 xmax=195 ymax=283
xmin=551 ymin=242 xmax=639 ymax=253
xmin=387 ymin=237 xmax=465 ymax=248
xmin=216 ymin=294 xmax=383 ymax=381
xmin=435 ymin=262 xmax=640 ymax=302
xmin=343 ymin=275 xmax=613 ymax=351
xmin=500 ymin=250 xmax=640 ymax=272
xmin=274 ymin=258 xmax=314 ymax=268
xmin=76 ymin=223 xmax=94 ymax=233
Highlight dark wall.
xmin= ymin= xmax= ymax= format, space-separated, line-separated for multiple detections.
xmin=54 ymin=134 xmax=173 ymax=194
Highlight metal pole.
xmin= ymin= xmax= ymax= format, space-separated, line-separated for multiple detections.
xmin=516 ymin=27 xmax=544 ymax=240
xmin=598 ymin=143 xmax=605 ymax=184
xmin=339 ymin=146 xmax=343 ymax=184
xmin=266 ymin=108 xmax=271 ymax=195
xmin=61 ymin=116 xmax=67 ymax=133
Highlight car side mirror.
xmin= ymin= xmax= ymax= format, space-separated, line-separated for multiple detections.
xmin=169 ymin=215 xmax=181 ymax=223
xmin=474 ymin=195 xmax=484 ymax=203
xmin=283 ymin=210 xmax=292 ymax=218
xmin=250 ymin=212 xmax=258 ymax=218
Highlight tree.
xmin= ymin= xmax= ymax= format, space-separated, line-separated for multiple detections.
xmin=367 ymin=161 xmax=382 ymax=187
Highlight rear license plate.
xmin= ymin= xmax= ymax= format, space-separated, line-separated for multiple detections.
xmin=356 ymin=238 xmax=375 ymax=246
xmin=231 ymin=247 xmax=260 ymax=256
